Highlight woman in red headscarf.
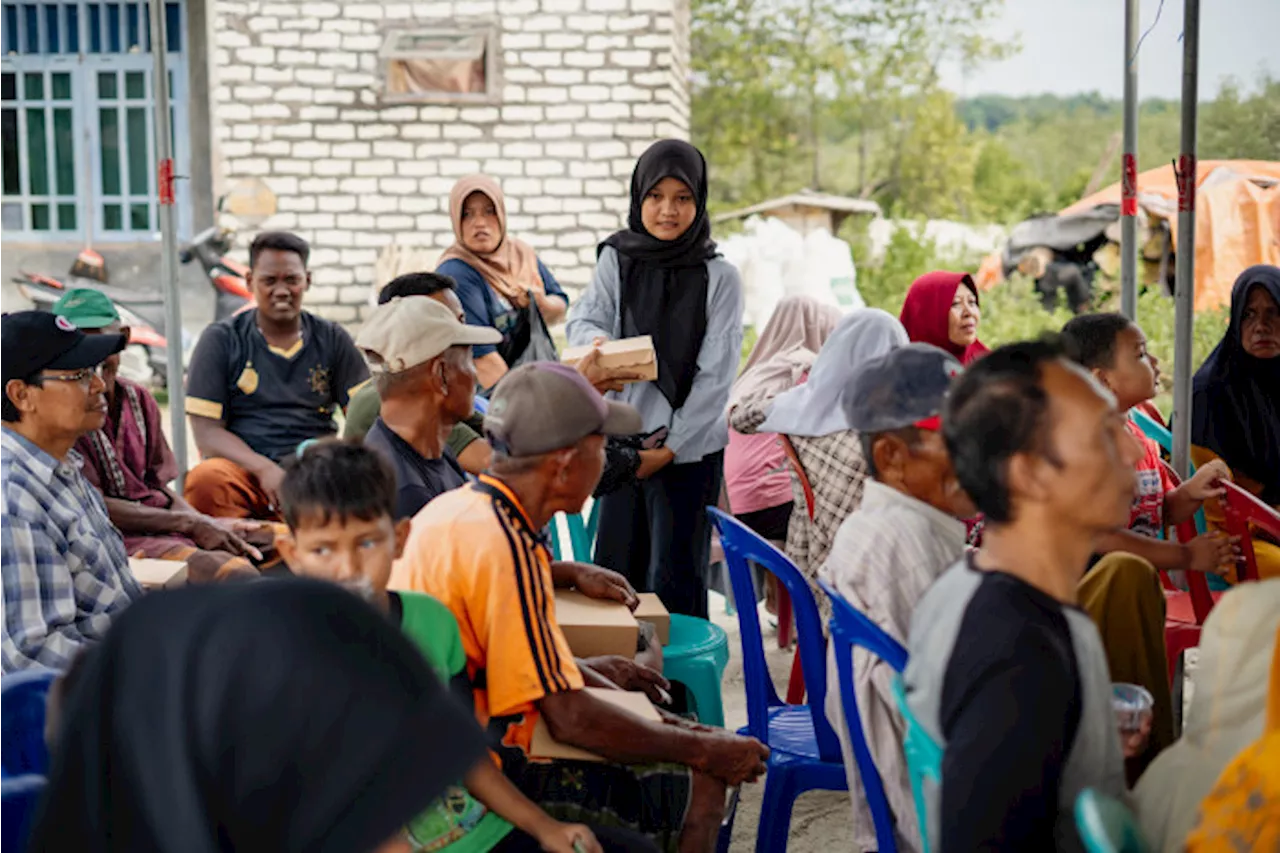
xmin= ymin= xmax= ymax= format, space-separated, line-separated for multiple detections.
xmin=898 ymin=271 xmax=990 ymax=365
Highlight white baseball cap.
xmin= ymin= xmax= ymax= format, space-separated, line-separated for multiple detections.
xmin=356 ymin=296 xmax=501 ymax=373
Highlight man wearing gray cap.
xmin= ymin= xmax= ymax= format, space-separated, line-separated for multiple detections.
xmin=818 ymin=343 xmax=974 ymax=853
xmin=393 ymin=362 xmax=770 ymax=853
xmin=2 ymin=311 xmax=142 ymax=672
xmin=356 ymin=295 xmax=501 ymax=519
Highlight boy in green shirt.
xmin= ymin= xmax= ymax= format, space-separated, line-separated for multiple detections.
xmin=276 ymin=441 xmax=653 ymax=853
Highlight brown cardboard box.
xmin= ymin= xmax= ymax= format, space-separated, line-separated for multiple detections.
xmin=634 ymin=593 xmax=671 ymax=645
xmin=554 ymin=590 xmax=638 ymax=658
xmin=561 ymin=335 xmax=658 ymax=383
xmin=530 ymin=688 xmax=662 ymax=761
xmin=129 ymin=557 xmax=189 ymax=590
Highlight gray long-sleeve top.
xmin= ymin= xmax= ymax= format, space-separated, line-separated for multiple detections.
xmin=566 ymin=246 xmax=745 ymax=465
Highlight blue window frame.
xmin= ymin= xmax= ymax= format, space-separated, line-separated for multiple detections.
xmin=0 ymin=0 xmax=189 ymax=242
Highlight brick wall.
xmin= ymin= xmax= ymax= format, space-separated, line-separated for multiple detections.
xmin=210 ymin=0 xmax=692 ymax=323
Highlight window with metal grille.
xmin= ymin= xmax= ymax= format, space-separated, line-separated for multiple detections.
xmin=1 ymin=0 xmax=188 ymax=242
xmin=379 ymin=25 xmax=500 ymax=103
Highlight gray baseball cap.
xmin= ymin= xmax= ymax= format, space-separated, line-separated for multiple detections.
xmin=843 ymin=343 xmax=963 ymax=433
xmin=484 ymin=362 xmax=643 ymax=457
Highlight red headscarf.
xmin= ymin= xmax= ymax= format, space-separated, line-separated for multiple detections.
xmin=898 ymin=271 xmax=990 ymax=365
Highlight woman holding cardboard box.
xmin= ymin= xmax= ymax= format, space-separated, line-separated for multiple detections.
xmin=566 ymin=139 xmax=745 ymax=619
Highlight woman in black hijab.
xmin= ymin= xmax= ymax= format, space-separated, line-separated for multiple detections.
xmin=566 ymin=140 xmax=744 ymax=618
xmin=31 ymin=579 xmax=489 ymax=853
xmin=1192 ymin=264 xmax=1280 ymax=580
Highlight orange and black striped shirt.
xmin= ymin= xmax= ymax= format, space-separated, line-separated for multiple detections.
xmin=390 ymin=475 xmax=583 ymax=755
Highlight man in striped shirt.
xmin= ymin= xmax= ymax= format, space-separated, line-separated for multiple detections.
xmin=2 ymin=311 xmax=142 ymax=672
xmin=393 ymin=363 xmax=770 ymax=853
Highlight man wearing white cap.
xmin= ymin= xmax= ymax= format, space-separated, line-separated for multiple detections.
xmin=356 ymin=296 xmax=501 ymax=520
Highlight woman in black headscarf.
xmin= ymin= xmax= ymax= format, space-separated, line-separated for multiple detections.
xmin=31 ymin=579 xmax=489 ymax=853
xmin=1192 ymin=264 xmax=1280 ymax=580
xmin=566 ymin=140 xmax=744 ymax=618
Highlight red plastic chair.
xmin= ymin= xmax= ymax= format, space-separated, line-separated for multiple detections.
xmin=1221 ymin=480 xmax=1279 ymax=583
xmin=779 ymin=436 xmax=813 ymax=704
xmin=1157 ymin=462 xmax=1220 ymax=684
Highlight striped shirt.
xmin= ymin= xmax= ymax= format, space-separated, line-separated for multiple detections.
xmin=2 ymin=428 xmax=141 ymax=673
xmin=390 ymin=475 xmax=584 ymax=760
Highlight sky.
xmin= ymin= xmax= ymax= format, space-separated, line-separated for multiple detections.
xmin=938 ymin=0 xmax=1277 ymax=100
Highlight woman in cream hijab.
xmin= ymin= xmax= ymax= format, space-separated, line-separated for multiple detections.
xmin=437 ymin=175 xmax=570 ymax=389
xmin=1134 ymin=578 xmax=1280 ymax=850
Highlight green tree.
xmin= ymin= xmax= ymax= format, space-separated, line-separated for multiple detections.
xmin=1200 ymin=74 xmax=1280 ymax=161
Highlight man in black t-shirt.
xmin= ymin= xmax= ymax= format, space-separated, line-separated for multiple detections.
xmin=904 ymin=338 xmax=1149 ymax=852
xmin=355 ymin=294 xmax=501 ymax=519
xmin=184 ymin=232 xmax=369 ymax=519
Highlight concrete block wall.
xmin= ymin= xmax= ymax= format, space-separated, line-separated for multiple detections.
xmin=210 ymin=0 xmax=692 ymax=323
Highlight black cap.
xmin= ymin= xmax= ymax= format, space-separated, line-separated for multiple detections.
xmin=843 ymin=343 xmax=963 ymax=433
xmin=1 ymin=311 xmax=128 ymax=385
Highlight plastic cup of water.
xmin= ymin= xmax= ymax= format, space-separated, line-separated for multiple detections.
xmin=1112 ymin=683 xmax=1154 ymax=733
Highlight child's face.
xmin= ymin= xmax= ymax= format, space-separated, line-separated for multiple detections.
xmin=1097 ymin=324 xmax=1159 ymax=410
xmin=641 ymin=177 xmax=696 ymax=241
xmin=276 ymin=512 xmax=409 ymax=600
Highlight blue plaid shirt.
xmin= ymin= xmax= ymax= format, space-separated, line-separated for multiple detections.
xmin=2 ymin=428 xmax=141 ymax=672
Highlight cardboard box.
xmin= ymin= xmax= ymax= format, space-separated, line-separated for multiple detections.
xmin=555 ymin=590 xmax=638 ymax=658
xmin=561 ymin=335 xmax=658 ymax=383
xmin=634 ymin=593 xmax=671 ymax=646
xmin=530 ymin=687 xmax=662 ymax=761
xmin=129 ymin=557 xmax=189 ymax=590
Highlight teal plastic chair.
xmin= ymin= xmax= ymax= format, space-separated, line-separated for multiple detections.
xmin=663 ymin=613 xmax=731 ymax=728
xmin=1074 ymin=788 xmax=1150 ymax=853
xmin=891 ymin=675 xmax=942 ymax=853
xmin=564 ymin=500 xmax=600 ymax=562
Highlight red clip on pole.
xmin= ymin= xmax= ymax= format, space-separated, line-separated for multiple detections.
xmin=158 ymin=158 xmax=175 ymax=206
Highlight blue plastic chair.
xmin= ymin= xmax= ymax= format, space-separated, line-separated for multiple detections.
xmin=1074 ymin=788 xmax=1150 ymax=853
xmin=707 ymin=508 xmax=847 ymax=853
xmin=2 ymin=775 xmax=46 ymax=852
xmin=817 ymin=578 xmax=907 ymax=853
xmin=1 ymin=669 xmax=58 ymax=779
xmin=663 ymin=613 xmax=731 ymax=728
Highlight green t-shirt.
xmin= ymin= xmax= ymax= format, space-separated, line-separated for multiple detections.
xmin=393 ymin=591 xmax=514 ymax=853
xmin=344 ymin=384 xmax=484 ymax=460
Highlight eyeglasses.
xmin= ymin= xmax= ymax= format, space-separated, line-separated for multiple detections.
xmin=34 ymin=366 xmax=102 ymax=388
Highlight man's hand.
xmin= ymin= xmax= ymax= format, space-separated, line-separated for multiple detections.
xmin=534 ymin=821 xmax=601 ymax=853
xmin=216 ymin=518 xmax=277 ymax=550
xmin=1185 ymin=531 xmax=1241 ymax=574
xmin=254 ymin=461 xmax=287 ymax=509
xmin=584 ymin=654 xmax=672 ymax=704
xmin=562 ymin=561 xmax=639 ymax=610
xmin=695 ymin=733 xmax=770 ymax=786
xmin=636 ymin=447 xmax=675 ymax=480
xmin=1182 ymin=459 xmax=1232 ymax=502
xmin=1119 ymin=713 xmax=1152 ymax=759
xmin=576 ymin=347 xmax=643 ymax=395
xmin=188 ymin=517 xmax=263 ymax=561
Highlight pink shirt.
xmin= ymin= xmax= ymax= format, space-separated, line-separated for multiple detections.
xmin=725 ymin=429 xmax=794 ymax=515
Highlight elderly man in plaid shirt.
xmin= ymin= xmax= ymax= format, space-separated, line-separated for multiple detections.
xmin=2 ymin=311 xmax=142 ymax=673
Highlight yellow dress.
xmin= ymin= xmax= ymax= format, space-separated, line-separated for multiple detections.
xmin=1191 ymin=445 xmax=1280 ymax=581
xmin=1186 ymin=629 xmax=1280 ymax=852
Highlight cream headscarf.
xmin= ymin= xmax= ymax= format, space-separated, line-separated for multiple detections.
xmin=1134 ymin=578 xmax=1280 ymax=852
xmin=437 ymin=175 xmax=544 ymax=303
xmin=729 ymin=296 xmax=844 ymax=408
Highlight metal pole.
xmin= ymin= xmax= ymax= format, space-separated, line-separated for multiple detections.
xmin=1172 ymin=0 xmax=1199 ymax=479
xmin=1120 ymin=0 xmax=1140 ymax=320
xmin=150 ymin=0 xmax=187 ymax=483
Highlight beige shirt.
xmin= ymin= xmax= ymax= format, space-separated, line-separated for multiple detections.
xmin=820 ymin=480 xmax=966 ymax=853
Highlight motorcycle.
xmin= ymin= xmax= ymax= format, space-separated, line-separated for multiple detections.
xmin=14 ymin=225 xmax=254 ymax=388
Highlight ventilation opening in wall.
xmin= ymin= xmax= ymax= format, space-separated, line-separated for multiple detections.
xmin=379 ymin=26 xmax=499 ymax=103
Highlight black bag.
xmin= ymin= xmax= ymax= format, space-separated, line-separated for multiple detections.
xmin=497 ymin=300 xmax=558 ymax=368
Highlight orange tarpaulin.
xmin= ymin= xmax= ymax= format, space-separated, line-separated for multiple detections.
xmin=1062 ymin=160 xmax=1280 ymax=312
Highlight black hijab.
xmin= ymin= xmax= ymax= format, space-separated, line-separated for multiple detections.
xmin=1191 ymin=265 xmax=1280 ymax=504
xmin=30 ymin=579 xmax=487 ymax=853
xmin=601 ymin=139 xmax=718 ymax=409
